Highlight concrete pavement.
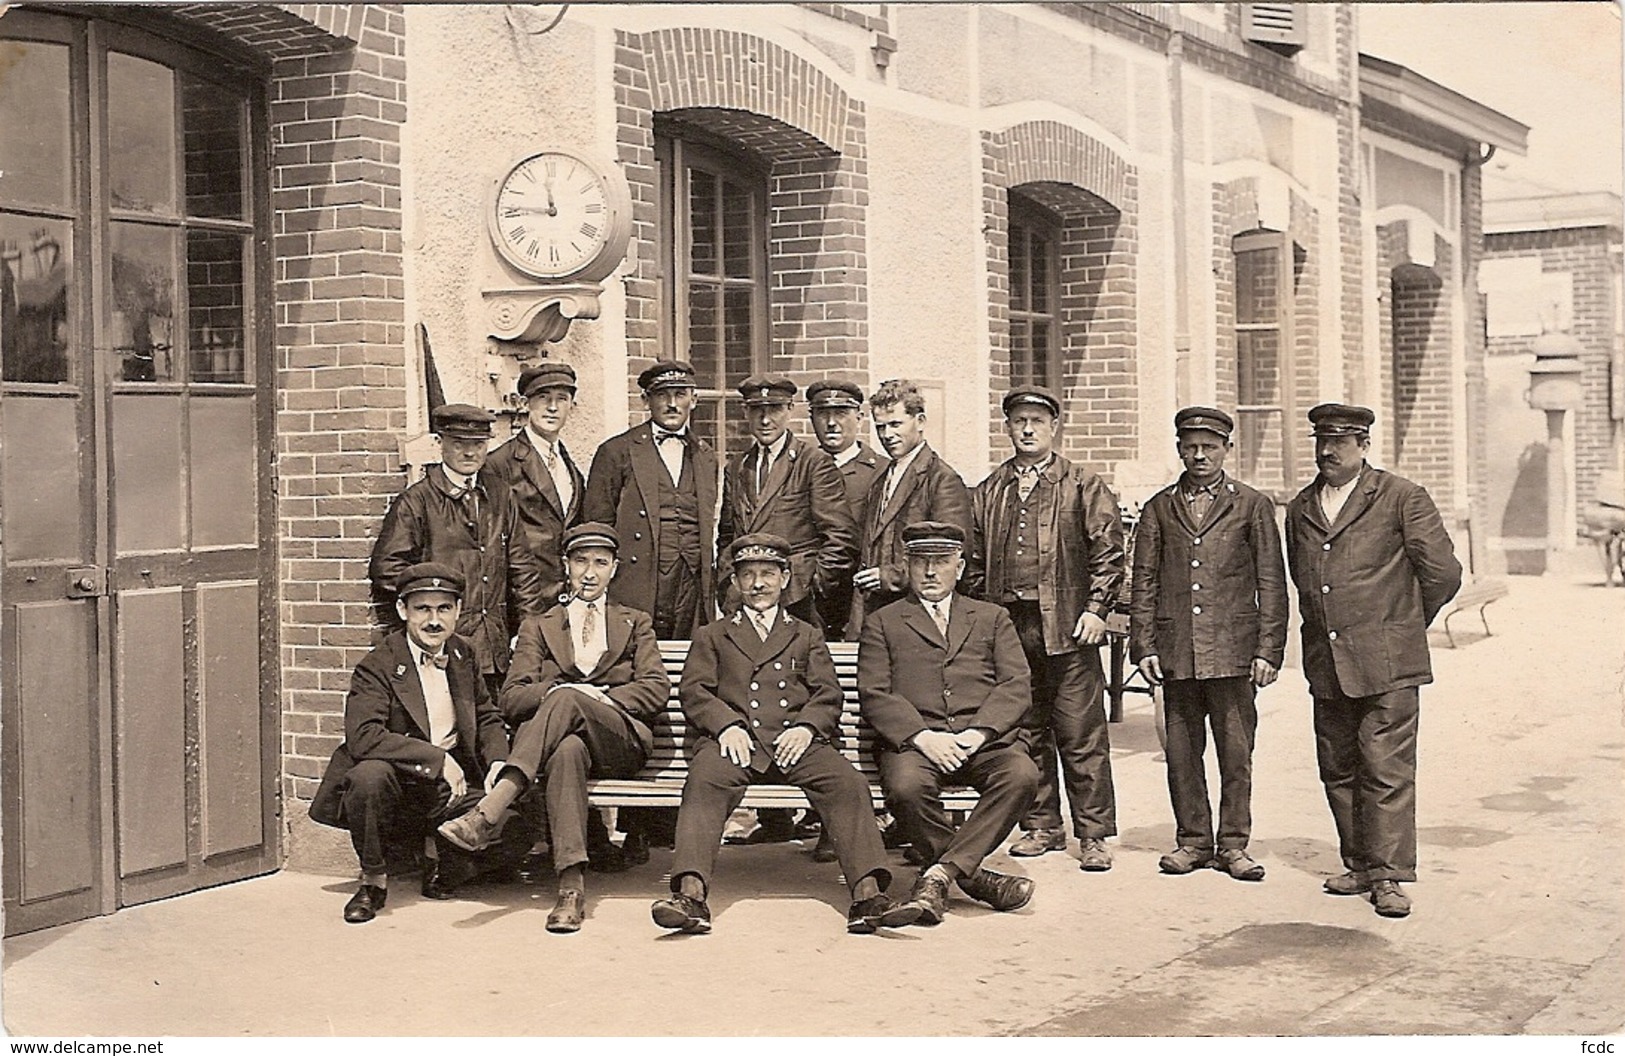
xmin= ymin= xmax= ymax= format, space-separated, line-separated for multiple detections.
xmin=4 ymin=573 xmax=1622 ymax=1037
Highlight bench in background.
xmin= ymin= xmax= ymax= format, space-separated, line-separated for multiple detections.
xmin=1438 ymin=577 xmax=1509 ymax=648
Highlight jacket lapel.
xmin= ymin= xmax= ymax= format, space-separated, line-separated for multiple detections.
xmin=1325 ymin=471 xmax=1380 ymax=542
xmin=1297 ymin=480 xmax=1331 ymax=534
xmin=753 ymin=610 xmax=797 ymax=668
xmin=901 ymin=600 xmax=945 ymax=649
xmin=943 ymin=601 xmax=974 ymax=662
xmin=587 ymin=605 xmax=634 ymax=681
xmin=875 ymin=446 xmax=931 ymax=534
xmin=751 ymin=440 xmax=797 ymax=525
xmin=1201 ymin=477 xmax=1238 ymax=530
xmin=446 ymin=639 xmax=479 ymax=743
xmin=559 ymin=444 xmax=584 ymax=523
xmin=390 ymin=635 xmax=433 ymax=739
xmin=724 ymin=611 xmax=766 ymax=663
xmin=538 ymin=607 xmax=578 ymax=673
xmin=516 ymin=435 xmax=566 ymax=518
xmin=629 ymin=422 xmax=666 ymax=521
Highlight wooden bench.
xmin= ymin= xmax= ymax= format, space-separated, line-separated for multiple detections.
xmin=585 ymin=640 xmax=979 ymax=812
xmin=1438 ymin=576 xmax=1509 ymax=648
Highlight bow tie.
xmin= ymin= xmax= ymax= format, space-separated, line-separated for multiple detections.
xmin=419 ymin=650 xmax=449 ymax=670
xmin=655 ymin=430 xmax=687 ymax=445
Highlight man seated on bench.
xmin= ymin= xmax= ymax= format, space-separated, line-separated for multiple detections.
xmin=860 ymin=521 xmax=1040 ymax=926
xmin=439 ymin=523 xmax=667 ymax=933
xmin=651 ymin=533 xmax=918 ymax=935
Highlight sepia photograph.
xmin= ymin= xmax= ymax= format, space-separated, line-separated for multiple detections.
xmin=0 ymin=0 xmax=1621 ymax=1045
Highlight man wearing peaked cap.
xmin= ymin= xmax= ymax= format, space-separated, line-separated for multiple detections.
xmin=806 ymin=380 xmax=888 ymax=640
xmin=969 ymin=385 xmax=1125 ymax=872
xmin=309 ymin=562 xmax=528 ymax=923
xmin=485 ymin=361 xmax=586 ymax=606
xmin=370 ymin=403 xmax=548 ymax=701
xmin=859 ymin=520 xmax=1042 ymax=926
xmin=1130 ymin=406 xmax=1287 ymax=883
xmin=438 ymin=521 xmax=668 ymax=932
xmin=654 ymin=532 xmax=915 ymax=935
xmin=1285 ymin=402 xmax=1461 ymax=919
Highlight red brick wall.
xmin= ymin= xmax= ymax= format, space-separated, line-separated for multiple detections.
xmin=1377 ymin=220 xmax=1458 ymax=506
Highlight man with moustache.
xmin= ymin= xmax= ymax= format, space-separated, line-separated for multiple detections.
xmin=438 ymin=524 xmax=667 ymax=932
xmin=805 ymin=379 xmax=887 ymax=640
xmin=309 ymin=563 xmax=518 ymax=923
xmin=970 ymin=387 xmax=1124 ymax=872
xmin=851 ymin=379 xmax=974 ymax=629
xmin=1285 ymin=403 xmax=1461 ymax=918
xmin=370 ymin=404 xmax=546 ymax=700
xmin=1130 ymin=407 xmax=1287 ymax=882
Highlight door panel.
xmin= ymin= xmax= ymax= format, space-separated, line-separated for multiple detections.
xmin=113 ymin=588 xmax=186 ymax=877
xmin=189 ymin=397 xmax=256 ymax=547
xmin=0 ymin=396 xmax=84 ymax=560
xmin=112 ymin=394 xmax=185 ymax=552
xmin=198 ymin=581 xmax=262 ymax=858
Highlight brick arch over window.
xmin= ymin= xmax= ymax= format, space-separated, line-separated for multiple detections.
xmin=1377 ymin=220 xmax=1454 ymax=500
xmin=983 ymin=121 xmax=1138 ymax=476
xmin=616 ymin=30 xmax=868 ymax=419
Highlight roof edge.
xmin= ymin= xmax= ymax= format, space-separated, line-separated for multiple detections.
xmin=1359 ymin=53 xmax=1530 ymax=156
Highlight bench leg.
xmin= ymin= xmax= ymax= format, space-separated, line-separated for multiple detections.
xmin=1478 ymin=602 xmax=1493 ymax=639
xmin=1442 ymin=609 xmax=1460 ymax=649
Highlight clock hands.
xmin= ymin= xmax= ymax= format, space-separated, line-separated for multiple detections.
xmin=542 ymin=170 xmax=558 ymax=217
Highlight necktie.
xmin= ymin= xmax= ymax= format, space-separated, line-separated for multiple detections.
xmin=929 ymin=601 xmax=949 ymax=639
xmin=1016 ymin=466 xmax=1038 ymax=502
xmin=581 ymin=601 xmax=597 ymax=647
xmin=751 ymin=610 xmax=772 ymax=641
xmin=420 ymin=650 xmax=448 ymax=670
xmin=655 ymin=429 xmax=685 ymax=446
xmin=755 ymin=447 xmax=770 ymax=494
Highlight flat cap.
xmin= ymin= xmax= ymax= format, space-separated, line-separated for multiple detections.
xmin=729 ymin=532 xmax=792 ymax=568
xmin=738 ymin=374 xmax=797 ymax=406
xmin=1308 ymin=403 xmax=1375 ymax=437
xmin=430 ymin=403 xmax=495 ymax=439
xmin=637 ymin=359 xmax=698 ymax=393
xmin=395 ymin=561 xmax=464 ymax=599
xmin=1002 ymin=386 xmax=1061 ymax=418
xmin=806 ymin=379 xmax=865 ymax=409
xmin=562 ymin=521 xmax=620 ymax=555
xmin=1174 ymin=406 xmax=1234 ymax=439
xmin=901 ymin=520 xmax=966 ymax=555
xmin=518 ymin=361 xmax=577 ymax=398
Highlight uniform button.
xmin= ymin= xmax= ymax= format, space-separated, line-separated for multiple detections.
xmin=1193 ymin=536 xmax=1202 ymax=545
xmin=750 ymin=701 xmax=759 ymax=709
xmin=482 ymin=575 xmax=489 ymax=582
xmin=943 ymin=688 xmax=952 ymax=697
xmin=1323 ymin=543 xmax=1332 ymax=551
xmin=1192 ymin=583 xmax=1201 ymax=591
xmin=1191 ymin=559 xmax=1201 ymax=568
xmin=639 ymin=510 xmax=647 ymax=517
xmin=1321 ymin=585 xmax=1330 ymax=594
xmin=634 ymin=533 xmax=642 ymax=540
xmin=1193 ymin=605 xmax=1202 ymax=615
xmin=779 ymin=700 xmax=788 ymax=708
xmin=629 ymin=556 xmax=637 ymax=563
xmin=774 ymin=662 xmax=782 ymax=670
xmin=1019 ymin=522 xmax=1027 ymax=529
xmin=750 ymin=682 xmax=759 ymax=691
xmin=752 ymin=719 xmax=761 ymax=727
xmin=778 ymin=681 xmax=786 ymax=689
xmin=1328 ymin=631 xmax=1338 ymax=641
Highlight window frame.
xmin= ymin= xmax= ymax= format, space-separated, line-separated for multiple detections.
xmin=1006 ymin=193 xmax=1063 ymax=395
xmin=1232 ymin=228 xmax=1298 ymax=491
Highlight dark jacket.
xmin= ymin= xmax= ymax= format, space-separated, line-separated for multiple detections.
xmin=499 ymin=601 xmax=668 ymax=755
xmin=717 ymin=435 xmax=857 ymax=611
xmin=368 ymin=465 xmax=547 ymax=676
xmin=855 ymin=444 xmax=974 ymax=616
xmin=836 ymin=442 xmax=887 ymax=528
xmin=1129 ymin=472 xmax=1288 ymax=679
xmin=1285 ymin=466 xmax=1462 ymax=699
xmin=308 ymin=631 xmax=508 ymax=827
xmin=483 ymin=431 xmax=585 ymax=605
xmin=858 ymin=594 xmax=1033 ymax=753
xmin=969 ymin=454 xmax=1125 ymax=654
xmin=680 ymin=608 xmax=843 ymax=773
xmin=582 ymin=421 xmax=720 ymax=625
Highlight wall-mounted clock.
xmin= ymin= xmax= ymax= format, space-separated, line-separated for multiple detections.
xmin=487 ymin=148 xmax=632 ymax=284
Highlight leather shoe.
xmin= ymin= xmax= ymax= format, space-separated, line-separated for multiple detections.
xmin=1159 ymin=846 xmax=1215 ymax=875
xmin=1214 ymin=848 xmax=1266 ymax=881
xmin=958 ymin=868 xmax=1035 ymax=912
xmin=1077 ymin=837 xmax=1113 ymax=872
xmin=1370 ymin=879 xmax=1411 ymax=918
xmin=810 ymin=831 xmax=838 ymax=863
xmin=420 ymin=858 xmax=461 ymax=900
xmin=621 ymin=830 xmax=651 ymax=866
xmin=546 ymin=889 xmax=585 ymax=933
xmin=902 ymin=872 xmax=950 ymax=925
xmin=438 ymin=809 xmax=498 ymax=853
xmin=1008 ymin=828 xmax=1066 ymax=857
xmin=651 ymin=892 xmax=711 ymax=934
xmin=1323 ymin=870 xmax=1371 ymax=896
xmin=847 ymin=893 xmax=922 ymax=933
xmin=343 ymin=884 xmax=386 ymax=923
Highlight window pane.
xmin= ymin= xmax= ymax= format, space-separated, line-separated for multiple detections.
xmin=0 ymin=41 xmax=73 ymax=210
xmin=1030 ymin=320 xmax=1051 ymax=388
xmin=1009 ymin=227 xmax=1028 ymax=313
xmin=111 ymin=223 xmax=178 ymax=381
xmin=722 ymin=286 xmax=754 ymax=387
xmin=182 ymin=74 xmax=244 ymax=220
xmin=1030 ymin=234 xmax=1051 ymax=314
xmin=1235 ymin=246 xmax=1278 ymax=326
xmin=1237 ymin=330 xmax=1279 ymax=405
xmin=1 ymin=213 xmax=73 ymax=383
xmin=688 ymin=169 xmax=717 ymax=277
xmin=720 ymin=178 xmax=753 ymax=280
xmin=108 ymin=52 xmax=177 ymax=215
xmin=1009 ymin=320 xmax=1032 ymax=390
xmin=186 ymin=230 xmax=246 ymax=383
xmin=687 ymin=282 xmax=720 ymax=386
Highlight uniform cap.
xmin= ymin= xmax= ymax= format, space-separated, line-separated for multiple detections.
xmin=430 ymin=403 xmax=496 ymax=439
xmin=637 ymin=359 xmax=698 ymax=393
xmin=901 ymin=520 xmax=966 ymax=555
xmin=737 ymin=374 xmax=797 ymax=406
xmin=395 ymin=562 xmax=465 ymax=599
xmin=729 ymin=532 xmax=793 ymax=568
xmin=1174 ymin=406 xmax=1234 ymax=439
xmin=518 ymin=362 xmax=577 ymax=398
xmin=561 ymin=521 xmax=620 ymax=555
xmin=1307 ymin=403 xmax=1375 ymax=437
xmin=1001 ymin=386 xmax=1061 ymax=418
xmin=805 ymin=379 xmax=865 ymax=409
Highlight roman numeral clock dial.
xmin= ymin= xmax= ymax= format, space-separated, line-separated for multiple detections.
xmin=487 ymin=149 xmax=631 ymax=284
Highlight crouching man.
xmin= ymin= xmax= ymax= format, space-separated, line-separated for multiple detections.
xmin=438 ymin=523 xmax=668 ymax=932
xmin=309 ymin=563 xmax=519 ymax=923
xmin=860 ymin=522 xmax=1039 ymax=925
xmin=651 ymin=534 xmax=918 ymax=935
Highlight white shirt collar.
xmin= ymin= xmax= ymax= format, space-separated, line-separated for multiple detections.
xmin=442 ymin=466 xmax=476 ymax=492
xmin=888 ymin=441 xmax=926 ymax=480
xmin=754 ymin=431 xmax=790 ymax=464
xmin=831 ymin=442 xmax=863 ymax=468
xmin=920 ymin=594 xmax=952 ymax=619
xmin=1321 ymin=471 xmax=1362 ymax=497
xmin=405 ymin=637 xmax=442 ymax=666
xmin=746 ymin=604 xmax=780 ymax=631
xmin=525 ymin=427 xmax=561 ymax=458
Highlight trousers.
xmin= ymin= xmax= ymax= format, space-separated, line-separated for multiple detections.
xmin=1162 ymin=676 xmax=1258 ymax=851
xmin=1313 ymin=685 xmax=1419 ymax=882
xmin=879 ymin=744 xmax=1038 ymax=877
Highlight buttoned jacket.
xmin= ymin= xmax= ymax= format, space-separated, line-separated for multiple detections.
xmin=858 ymin=594 xmax=1032 ymax=753
xmin=717 ymin=435 xmax=857 ymax=610
xmin=1285 ymin=466 xmax=1462 ymax=699
xmin=679 ymin=610 xmax=843 ymax=773
xmin=835 ymin=442 xmax=887 ymax=528
xmin=1129 ymin=473 xmax=1288 ymax=679
xmin=498 ymin=601 xmax=668 ymax=755
xmin=856 ymin=444 xmax=974 ymax=596
xmin=582 ymin=421 xmax=720 ymax=621
xmin=484 ymin=431 xmax=584 ymax=605
xmin=969 ymin=454 xmax=1126 ymax=654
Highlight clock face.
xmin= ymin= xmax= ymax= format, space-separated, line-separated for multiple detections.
xmin=492 ymin=152 xmax=613 ymax=279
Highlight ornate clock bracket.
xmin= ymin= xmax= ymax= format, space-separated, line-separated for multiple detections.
xmin=482 ymin=282 xmax=604 ymax=344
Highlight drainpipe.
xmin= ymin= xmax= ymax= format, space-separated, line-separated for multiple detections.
xmin=1168 ymin=32 xmax=1191 ymax=404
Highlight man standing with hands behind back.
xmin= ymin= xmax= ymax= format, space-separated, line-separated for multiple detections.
xmin=1130 ymin=407 xmax=1287 ymax=882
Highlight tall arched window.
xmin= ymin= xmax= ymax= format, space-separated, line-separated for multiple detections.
xmin=1008 ymin=194 xmax=1062 ymax=392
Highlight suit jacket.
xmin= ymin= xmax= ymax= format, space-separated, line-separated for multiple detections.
xmin=308 ymin=631 xmax=508 ymax=827
xmin=582 ymin=421 xmax=720 ymax=623
xmin=1129 ymin=472 xmax=1288 ymax=680
xmin=969 ymin=454 xmax=1125 ymax=654
xmin=855 ymin=444 xmax=974 ymax=612
xmin=484 ymin=430 xmax=584 ymax=605
xmin=368 ymin=465 xmax=547 ymax=675
xmin=836 ymin=442 xmax=887 ymax=529
xmin=680 ymin=609 xmax=843 ymax=773
xmin=717 ymin=435 xmax=857 ymax=611
xmin=858 ymin=594 xmax=1032 ymax=753
xmin=1285 ymin=466 xmax=1462 ymax=699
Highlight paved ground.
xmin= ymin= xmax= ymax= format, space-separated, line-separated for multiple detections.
xmin=3 ymin=573 xmax=1622 ymax=1038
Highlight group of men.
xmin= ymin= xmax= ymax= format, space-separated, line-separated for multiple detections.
xmin=311 ymin=353 xmax=1462 ymax=933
